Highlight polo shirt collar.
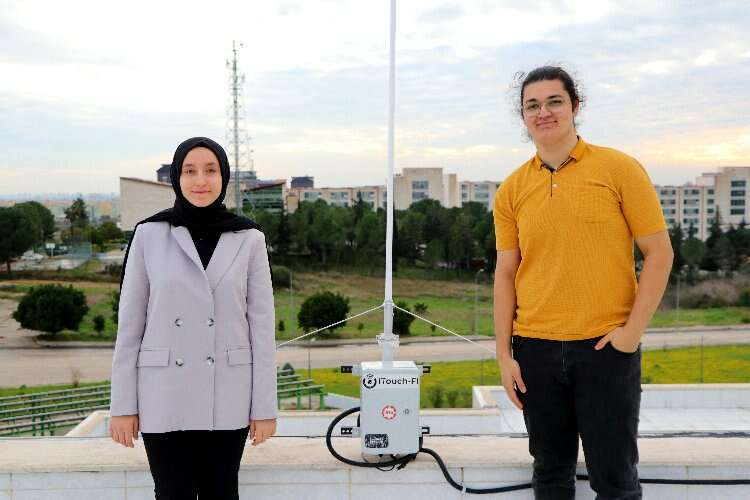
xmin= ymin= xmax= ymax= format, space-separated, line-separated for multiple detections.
xmin=534 ymin=136 xmax=587 ymax=171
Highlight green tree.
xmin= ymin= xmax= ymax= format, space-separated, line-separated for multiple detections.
xmin=64 ymin=197 xmax=89 ymax=227
xmin=682 ymin=235 xmax=706 ymax=285
xmin=355 ymin=211 xmax=384 ymax=273
xmin=424 ymin=239 xmax=445 ymax=271
xmin=393 ymin=301 xmax=416 ymax=335
xmin=397 ymin=211 xmax=425 ymax=264
xmin=276 ymin=208 xmax=291 ymax=257
xmin=297 ymin=291 xmax=350 ymax=337
xmin=714 ymin=235 xmax=735 ymax=275
xmin=0 ymin=207 xmax=36 ymax=276
xmin=64 ymin=197 xmax=89 ymax=240
xmin=14 ymin=201 xmax=55 ymax=247
xmin=110 ymin=290 xmax=120 ymax=324
xmin=95 ymin=221 xmax=124 ymax=243
xmin=668 ymin=224 xmax=685 ymax=281
xmin=251 ymin=209 xmax=279 ymax=253
xmin=701 ymin=208 xmax=723 ymax=271
xmin=12 ymin=284 xmax=89 ymax=334
xmin=93 ymin=315 xmax=106 ymax=335
xmin=448 ymin=213 xmax=474 ymax=272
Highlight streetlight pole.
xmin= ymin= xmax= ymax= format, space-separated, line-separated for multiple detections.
xmin=474 ymin=268 xmax=485 ymax=335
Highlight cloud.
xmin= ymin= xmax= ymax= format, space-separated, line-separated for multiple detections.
xmin=2 ymin=0 xmax=750 ymax=195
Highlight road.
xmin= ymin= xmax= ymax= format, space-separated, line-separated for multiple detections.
xmin=1 ymin=299 xmax=749 ymax=387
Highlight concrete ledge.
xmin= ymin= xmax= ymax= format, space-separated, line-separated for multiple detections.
xmin=0 ymin=436 xmax=748 ymax=499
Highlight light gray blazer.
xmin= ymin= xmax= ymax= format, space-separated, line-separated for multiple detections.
xmin=110 ymin=222 xmax=277 ymax=433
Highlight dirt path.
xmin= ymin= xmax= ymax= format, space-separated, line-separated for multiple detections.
xmin=0 ymin=299 xmax=38 ymax=349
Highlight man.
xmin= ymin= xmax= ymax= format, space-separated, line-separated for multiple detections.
xmin=493 ymin=66 xmax=674 ymax=500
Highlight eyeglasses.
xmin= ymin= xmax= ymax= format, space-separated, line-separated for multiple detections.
xmin=523 ymin=97 xmax=567 ymax=116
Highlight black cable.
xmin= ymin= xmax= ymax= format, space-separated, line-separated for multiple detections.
xmin=420 ymin=446 xmax=532 ymax=494
xmin=325 ymin=406 xmax=417 ymax=469
xmin=327 ymin=407 xmax=750 ymax=494
xmin=576 ymin=474 xmax=750 ymax=486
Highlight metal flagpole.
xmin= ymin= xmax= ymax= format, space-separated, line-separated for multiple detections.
xmin=380 ymin=0 xmax=398 ymax=366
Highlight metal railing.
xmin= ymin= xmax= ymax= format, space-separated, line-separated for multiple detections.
xmin=0 ymin=367 xmax=325 ymax=436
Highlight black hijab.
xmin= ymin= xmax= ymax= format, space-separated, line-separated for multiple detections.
xmin=119 ymin=137 xmax=260 ymax=288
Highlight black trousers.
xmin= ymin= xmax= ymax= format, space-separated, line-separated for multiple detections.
xmin=512 ymin=335 xmax=642 ymax=500
xmin=141 ymin=426 xmax=250 ymax=500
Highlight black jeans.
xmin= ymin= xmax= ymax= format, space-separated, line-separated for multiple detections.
xmin=141 ymin=426 xmax=250 ymax=500
xmin=512 ymin=335 xmax=642 ymax=500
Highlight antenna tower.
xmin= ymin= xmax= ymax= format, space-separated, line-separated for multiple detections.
xmin=226 ymin=40 xmax=256 ymax=215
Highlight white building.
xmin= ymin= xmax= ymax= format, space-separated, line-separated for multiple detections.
xmin=393 ymin=168 xmax=459 ymax=210
xmin=119 ymin=177 xmax=239 ymax=231
xmin=460 ymin=181 xmax=501 ymax=212
xmin=656 ymin=166 xmax=750 ymax=240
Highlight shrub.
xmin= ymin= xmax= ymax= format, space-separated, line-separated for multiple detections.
xmin=738 ymin=288 xmax=750 ymax=307
xmin=679 ymin=279 xmax=738 ymax=308
xmin=110 ymin=291 xmax=120 ymax=324
xmin=103 ymin=263 xmax=123 ymax=277
xmin=298 ymin=291 xmax=350 ymax=337
xmin=93 ymin=315 xmax=106 ymax=334
xmin=426 ymin=386 xmax=444 ymax=408
xmin=271 ymin=266 xmax=292 ymax=288
xmin=413 ymin=302 xmax=428 ymax=315
xmin=12 ymin=284 xmax=89 ymax=334
xmin=357 ymin=322 xmax=364 ymax=332
xmin=681 ymin=293 xmax=729 ymax=309
xmin=445 ymin=389 xmax=460 ymax=408
xmin=278 ymin=319 xmax=286 ymax=332
xmin=393 ymin=301 xmax=415 ymax=335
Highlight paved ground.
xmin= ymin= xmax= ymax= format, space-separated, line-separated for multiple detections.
xmin=2 ymin=298 xmax=750 ymax=388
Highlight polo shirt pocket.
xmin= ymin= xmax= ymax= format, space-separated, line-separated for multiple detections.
xmin=227 ymin=346 xmax=253 ymax=365
xmin=136 ymin=347 xmax=170 ymax=367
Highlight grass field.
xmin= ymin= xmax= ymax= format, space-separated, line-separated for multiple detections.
xmin=307 ymin=344 xmax=750 ymax=407
xmin=3 ymin=345 xmax=748 ymax=408
xmin=3 ymin=273 xmax=750 ymax=342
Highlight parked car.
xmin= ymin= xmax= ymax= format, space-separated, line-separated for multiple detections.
xmin=20 ymin=251 xmax=45 ymax=261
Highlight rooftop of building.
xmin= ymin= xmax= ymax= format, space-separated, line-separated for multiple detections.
xmin=1 ymin=384 xmax=749 ymax=499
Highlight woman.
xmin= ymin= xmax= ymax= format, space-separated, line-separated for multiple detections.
xmin=493 ymin=67 xmax=673 ymax=499
xmin=109 ymin=137 xmax=278 ymax=499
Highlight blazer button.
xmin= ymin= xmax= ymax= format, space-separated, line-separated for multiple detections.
xmin=206 ymin=356 xmax=214 ymax=365
xmin=207 ymin=318 xmax=215 ymax=327
xmin=175 ymin=358 xmax=184 ymax=367
xmin=174 ymin=318 xmax=183 ymax=327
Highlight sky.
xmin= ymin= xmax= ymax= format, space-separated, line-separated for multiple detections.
xmin=1 ymin=0 xmax=749 ymax=195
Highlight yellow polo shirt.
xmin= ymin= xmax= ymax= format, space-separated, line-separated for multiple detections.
xmin=493 ymin=137 xmax=667 ymax=341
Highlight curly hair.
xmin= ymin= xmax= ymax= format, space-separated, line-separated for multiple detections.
xmin=512 ymin=65 xmax=586 ymax=118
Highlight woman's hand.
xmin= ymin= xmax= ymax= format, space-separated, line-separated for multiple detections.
xmin=249 ymin=418 xmax=277 ymax=446
xmin=110 ymin=415 xmax=139 ymax=448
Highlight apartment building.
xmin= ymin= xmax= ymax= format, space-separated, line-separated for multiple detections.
xmin=460 ymin=181 xmax=501 ymax=212
xmin=287 ymin=185 xmax=386 ymax=213
xmin=656 ymin=166 xmax=750 ymax=240
xmin=393 ymin=168 xmax=459 ymax=210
